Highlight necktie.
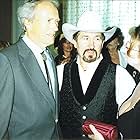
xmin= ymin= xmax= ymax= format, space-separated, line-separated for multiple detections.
xmin=41 ymin=50 xmax=53 ymax=93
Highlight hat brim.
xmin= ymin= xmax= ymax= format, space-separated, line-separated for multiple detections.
xmin=62 ymin=23 xmax=117 ymax=43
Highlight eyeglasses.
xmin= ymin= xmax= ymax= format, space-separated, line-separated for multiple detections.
xmin=127 ymin=40 xmax=140 ymax=51
xmin=126 ymin=44 xmax=140 ymax=53
xmin=129 ymin=49 xmax=140 ymax=52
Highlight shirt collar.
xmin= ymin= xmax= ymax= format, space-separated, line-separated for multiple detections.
xmin=22 ymin=35 xmax=44 ymax=54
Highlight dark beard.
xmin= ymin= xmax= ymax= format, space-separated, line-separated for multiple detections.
xmin=83 ymin=49 xmax=97 ymax=63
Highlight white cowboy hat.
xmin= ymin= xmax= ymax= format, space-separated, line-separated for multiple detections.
xmin=62 ymin=11 xmax=117 ymax=43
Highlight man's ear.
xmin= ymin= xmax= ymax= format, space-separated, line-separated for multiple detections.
xmin=72 ymin=39 xmax=77 ymax=48
xmin=24 ymin=19 xmax=32 ymax=30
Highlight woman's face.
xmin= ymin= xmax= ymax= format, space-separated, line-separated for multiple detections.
xmin=127 ymin=40 xmax=140 ymax=69
xmin=127 ymin=40 xmax=140 ymax=59
xmin=106 ymin=37 xmax=119 ymax=51
xmin=62 ymin=40 xmax=74 ymax=52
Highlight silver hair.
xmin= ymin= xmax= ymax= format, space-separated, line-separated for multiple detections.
xmin=17 ymin=0 xmax=59 ymax=31
xmin=52 ymin=0 xmax=59 ymax=8
xmin=17 ymin=1 xmax=38 ymax=30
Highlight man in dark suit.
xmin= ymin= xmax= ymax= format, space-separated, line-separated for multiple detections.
xmin=0 ymin=0 xmax=60 ymax=140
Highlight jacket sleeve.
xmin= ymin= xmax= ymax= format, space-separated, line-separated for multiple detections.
xmin=0 ymin=53 xmax=14 ymax=139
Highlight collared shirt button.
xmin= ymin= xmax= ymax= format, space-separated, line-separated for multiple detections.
xmin=55 ymin=119 xmax=58 ymax=123
xmin=82 ymin=115 xmax=86 ymax=120
xmin=83 ymin=106 xmax=87 ymax=110
xmin=133 ymin=71 xmax=136 ymax=77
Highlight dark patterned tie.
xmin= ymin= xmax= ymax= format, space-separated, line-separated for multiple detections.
xmin=41 ymin=50 xmax=53 ymax=92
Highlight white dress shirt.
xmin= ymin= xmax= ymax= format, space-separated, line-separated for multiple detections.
xmin=77 ymin=56 xmax=102 ymax=94
xmin=57 ymin=55 xmax=136 ymax=108
xmin=22 ymin=35 xmax=47 ymax=81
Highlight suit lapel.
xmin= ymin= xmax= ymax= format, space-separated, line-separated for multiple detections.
xmin=17 ymin=39 xmax=56 ymax=116
xmin=47 ymin=49 xmax=59 ymax=120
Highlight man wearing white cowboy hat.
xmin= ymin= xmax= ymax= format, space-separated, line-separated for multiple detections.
xmin=57 ymin=11 xmax=135 ymax=140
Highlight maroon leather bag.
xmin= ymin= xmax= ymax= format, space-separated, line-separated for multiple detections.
xmin=82 ymin=119 xmax=118 ymax=140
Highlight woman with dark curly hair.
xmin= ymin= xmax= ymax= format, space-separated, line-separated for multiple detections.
xmin=102 ymin=26 xmax=126 ymax=67
xmin=55 ymin=34 xmax=77 ymax=65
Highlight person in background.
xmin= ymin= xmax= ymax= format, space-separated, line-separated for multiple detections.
xmin=102 ymin=26 xmax=127 ymax=67
xmin=118 ymin=25 xmax=140 ymax=139
xmin=0 ymin=0 xmax=60 ymax=140
xmin=55 ymin=34 xmax=77 ymax=91
xmin=124 ymin=26 xmax=140 ymax=85
xmin=55 ymin=33 xmax=77 ymax=65
xmin=0 ymin=40 xmax=10 ymax=50
xmin=57 ymin=11 xmax=135 ymax=140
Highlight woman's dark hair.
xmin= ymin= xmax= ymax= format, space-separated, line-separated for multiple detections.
xmin=54 ymin=34 xmax=77 ymax=65
xmin=101 ymin=46 xmax=112 ymax=63
xmin=102 ymin=26 xmax=124 ymax=63
xmin=104 ymin=26 xmax=124 ymax=50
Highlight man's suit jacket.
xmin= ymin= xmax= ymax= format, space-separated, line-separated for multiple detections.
xmin=0 ymin=39 xmax=59 ymax=140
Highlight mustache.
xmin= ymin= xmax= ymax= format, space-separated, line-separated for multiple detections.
xmin=83 ymin=49 xmax=96 ymax=55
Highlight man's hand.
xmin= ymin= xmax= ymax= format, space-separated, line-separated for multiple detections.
xmin=88 ymin=124 xmax=105 ymax=140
